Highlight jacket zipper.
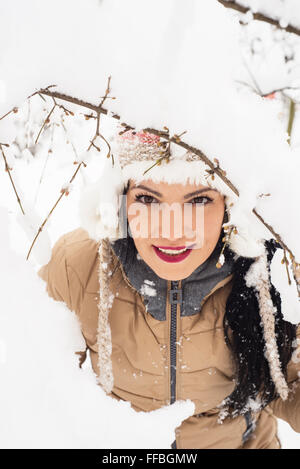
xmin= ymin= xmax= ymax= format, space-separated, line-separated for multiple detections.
xmin=168 ymin=279 xmax=254 ymax=449
xmin=169 ymin=280 xmax=182 ymax=450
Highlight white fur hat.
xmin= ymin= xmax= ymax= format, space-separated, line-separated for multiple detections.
xmin=80 ymin=126 xmax=269 ymax=258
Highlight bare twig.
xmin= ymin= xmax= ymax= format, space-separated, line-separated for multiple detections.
xmin=87 ymin=76 xmax=114 ymax=163
xmin=39 ymin=89 xmax=113 ymax=115
xmin=143 ymin=137 xmax=172 ymax=175
xmin=217 ymin=0 xmax=300 ymax=37
xmin=60 ymin=117 xmax=79 ymax=161
xmin=236 ymin=81 xmax=300 ymax=99
xmin=99 ymin=75 xmax=112 ymax=108
xmin=35 ymin=98 xmax=57 ymax=144
xmin=26 ymin=161 xmax=85 ymax=260
xmin=87 ymin=110 xmax=101 ymax=152
xmin=38 ymin=93 xmax=47 ymax=102
xmin=118 ymin=123 xmax=135 ymax=135
xmin=0 ymin=107 xmax=18 ymax=121
xmin=57 ymin=104 xmax=74 ymax=116
xmin=34 ymin=124 xmax=55 ymax=205
xmin=75 ymin=346 xmax=88 ymax=368
xmin=287 ymin=98 xmax=296 ymax=144
xmin=282 ymin=250 xmax=292 ymax=285
xmin=252 ymin=208 xmax=293 ymax=258
xmin=142 ymin=156 xmax=166 ymax=175
xmin=98 ymin=131 xmax=114 ymax=164
xmin=27 ymin=84 xmax=57 ymax=100
xmin=0 ymin=144 xmax=25 ymax=215
xmin=83 ymin=112 xmax=97 ymax=120
xmin=242 ymin=58 xmax=263 ymax=95
xmin=262 ymin=86 xmax=300 ymax=97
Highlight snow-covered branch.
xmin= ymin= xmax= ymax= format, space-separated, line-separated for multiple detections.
xmin=218 ymin=0 xmax=300 ymax=36
xmin=2 ymin=85 xmax=298 ymax=283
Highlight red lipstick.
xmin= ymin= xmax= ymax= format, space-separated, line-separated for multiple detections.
xmin=152 ymin=245 xmax=194 ymax=263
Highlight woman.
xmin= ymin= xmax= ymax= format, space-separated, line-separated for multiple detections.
xmin=38 ymin=129 xmax=300 ymax=449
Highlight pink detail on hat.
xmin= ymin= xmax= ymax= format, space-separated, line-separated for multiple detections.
xmin=119 ymin=129 xmax=161 ymax=145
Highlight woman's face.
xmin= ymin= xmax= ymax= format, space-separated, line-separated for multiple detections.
xmin=126 ymin=179 xmax=226 ymax=280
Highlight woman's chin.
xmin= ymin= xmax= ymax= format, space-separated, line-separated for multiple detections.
xmin=147 ymin=258 xmax=197 ymax=281
xmin=135 ymin=244 xmax=209 ymax=281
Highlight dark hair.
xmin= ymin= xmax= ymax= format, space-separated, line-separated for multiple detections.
xmin=222 ymin=240 xmax=297 ymax=414
xmin=119 ymin=181 xmax=297 ymax=414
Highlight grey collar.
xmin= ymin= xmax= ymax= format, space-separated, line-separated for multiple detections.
xmin=110 ymin=236 xmax=235 ymax=321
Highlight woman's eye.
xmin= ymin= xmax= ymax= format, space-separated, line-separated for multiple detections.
xmin=191 ymin=196 xmax=212 ymax=205
xmin=135 ymin=194 xmax=158 ymax=204
xmin=134 ymin=193 xmax=212 ymax=205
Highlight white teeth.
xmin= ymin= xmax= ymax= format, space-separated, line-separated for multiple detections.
xmin=157 ymin=247 xmax=188 ymax=255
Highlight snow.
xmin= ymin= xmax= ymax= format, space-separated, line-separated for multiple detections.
xmin=234 ymin=0 xmax=300 ymax=29
xmin=0 ymin=206 xmax=194 ymax=449
xmin=278 ymin=418 xmax=300 ymax=449
xmin=270 ymin=248 xmax=300 ymax=324
xmin=140 ymin=279 xmax=157 ymax=297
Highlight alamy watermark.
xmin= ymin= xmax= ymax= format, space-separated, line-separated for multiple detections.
xmin=112 ymin=195 xmax=206 ymax=246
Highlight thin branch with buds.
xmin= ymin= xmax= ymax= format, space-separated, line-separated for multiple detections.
xmin=287 ymin=99 xmax=296 ymax=144
xmin=87 ymin=76 xmax=115 ymax=163
xmin=237 ymin=80 xmax=300 ymax=101
xmin=0 ymin=107 xmax=18 ymax=121
xmin=0 ymin=143 xmax=25 ymax=215
xmin=26 ymin=160 xmax=86 ymax=260
xmin=34 ymin=124 xmax=55 ymax=205
xmin=217 ymin=0 xmax=300 ymax=37
xmin=282 ymin=249 xmax=292 ymax=285
xmin=35 ymin=95 xmax=75 ymax=145
xmin=35 ymin=98 xmax=57 ymax=144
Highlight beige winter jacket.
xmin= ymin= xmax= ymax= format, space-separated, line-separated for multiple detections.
xmin=38 ymin=228 xmax=300 ymax=449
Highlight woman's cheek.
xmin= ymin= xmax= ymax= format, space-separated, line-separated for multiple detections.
xmin=203 ymin=206 xmax=224 ymax=243
xmin=127 ymin=202 xmax=150 ymax=239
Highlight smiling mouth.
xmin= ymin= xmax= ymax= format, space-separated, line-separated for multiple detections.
xmin=156 ymin=246 xmax=189 ymax=255
xmin=152 ymin=244 xmax=195 ymax=263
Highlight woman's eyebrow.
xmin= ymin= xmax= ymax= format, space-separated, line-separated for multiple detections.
xmin=183 ymin=188 xmax=216 ymax=199
xmin=131 ymin=184 xmax=162 ymax=197
xmin=131 ymin=184 xmax=217 ymax=199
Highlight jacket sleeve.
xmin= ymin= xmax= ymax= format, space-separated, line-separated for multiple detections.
xmin=267 ymin=324 xmax=300 ymax=432
xmin=38 ymin=231 xmax=91 ymax=368
xmin=38 ymin=233 xmax=81 ymax=313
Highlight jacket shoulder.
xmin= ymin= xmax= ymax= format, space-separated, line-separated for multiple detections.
xmin=60 ymin=228 xmax=100 ymax=291
xmin=38 ymin=228 xmax=100 ymax=309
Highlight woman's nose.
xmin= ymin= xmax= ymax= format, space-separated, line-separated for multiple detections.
xmin=149 ymin=202 xmax=181 ymax=240
xmin=150 ymin=202 xmax=204 ymax=243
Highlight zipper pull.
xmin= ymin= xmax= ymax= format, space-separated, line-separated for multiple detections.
xmin=169 ymin=280 xmax=182 ymax=305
